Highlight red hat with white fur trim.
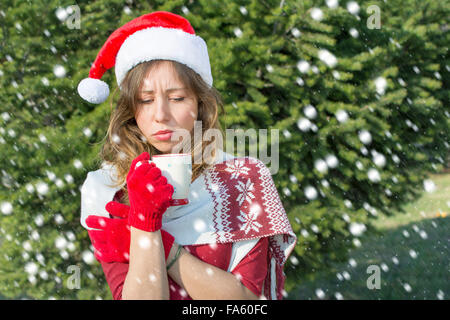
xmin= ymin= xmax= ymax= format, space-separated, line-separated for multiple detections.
xmin=77 ymin=11 xmax=213 ymax=104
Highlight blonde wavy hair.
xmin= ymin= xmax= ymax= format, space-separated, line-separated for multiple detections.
xmin=97 ymin=59 xmax=225 ymax=205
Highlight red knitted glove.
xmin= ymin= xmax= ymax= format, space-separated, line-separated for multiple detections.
xmin=126 ymin=152 xmax=174 ymax=232
xmin=86 ymin=201 xmax=175 ymax=263
xmin=87 ymin=205 xmax=130 ymax=263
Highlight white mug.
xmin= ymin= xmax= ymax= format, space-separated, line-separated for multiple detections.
xmin=139 ymin=153 xmax=192 ymax=206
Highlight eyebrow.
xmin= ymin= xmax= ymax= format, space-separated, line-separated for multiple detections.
xmin=141 ymin=87 xmax=187 ymax=94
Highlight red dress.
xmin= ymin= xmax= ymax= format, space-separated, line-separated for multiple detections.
xmin=99 ymin=191 xmax=269 ymax=300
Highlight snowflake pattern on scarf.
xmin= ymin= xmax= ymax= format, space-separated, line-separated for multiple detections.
xmin=235 ymin=178 xmax=255 ymax=206
xmin=237 ymin=208 xmax=263 ymax=234
xmin=224 ymin=159 xmax=251 ymax=179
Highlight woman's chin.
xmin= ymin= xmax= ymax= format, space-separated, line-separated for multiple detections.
xmin=151 ymin=138 xmax=190 ymax=155
xmin=151 ymin=142 xmax=176 ymax=154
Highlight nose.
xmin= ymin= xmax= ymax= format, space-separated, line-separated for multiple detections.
xmin=154 ymin=96 xmax=170 ymax=122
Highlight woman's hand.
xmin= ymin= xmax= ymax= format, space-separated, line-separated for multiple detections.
xmin=126 ymin=152 xmax=174 ymax=232
xmin=86 ymin=200 xmax=175 ymax=263
xmin=86 ymin=201 xmax=130 ymax=263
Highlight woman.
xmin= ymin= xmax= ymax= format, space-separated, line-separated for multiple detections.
xmin=78 ymin=11 xmax=297 ymax=300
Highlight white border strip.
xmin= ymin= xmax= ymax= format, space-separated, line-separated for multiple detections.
xmin=270 ymin=257 xmax=277 ymax=300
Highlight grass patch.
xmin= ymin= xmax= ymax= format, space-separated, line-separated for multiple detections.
xmin=288 ymin=172 xmax=449 ymax=300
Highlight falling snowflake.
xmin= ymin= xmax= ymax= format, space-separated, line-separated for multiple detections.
xmin=304 ymin=104 xmax=318 ymax=119
xmin=359 ymin=129 xmax=372 ymax=145
xmin=315 ymin=288 xmax=325 ymax=299
xmin=423 ymin=179 xmax=436 ymax=193
xmin=295 ymin=77 xmax=304 ymax=86
xmin=342 ymin=271 xmax=351 ymax=280
xmin=318 ymin=49 xmax=338 ymax=68
xmin=373 ymin=152 xmax=386 ymax=167
xmin=41 ymin=77 xmax=50 ymax=86
xmin=1 ymin=201 xmax=12 ymax=215
xmin=73 ymin=159 xmax=83 ymax=169
xmin=348 ymin=258 xmax=357 ymax=267
xmin=335 ymin=292 xmax=344 ymax=300
xmin=326 ymin=0 xmax=339 ymax=9
xmin=83 ymin=127 xmax=92 ymax=137
xmin=374 ymin=76 xmax=387 ymax=95
xmin=392 ymin=256 xmax=399 ymax=265
xmin=349 ymin=28 xmax=359 ymax=38
xmin=55 ymin=7 xmax=68 ymax=21
xmin=283 ymin=129 xmax=292 ymax=138
xmin=336 ymin=109 xmax=349 ymax=123
xmin=310 ymin=8 xmax=324 ymax=21
xmin=34 ymin=214 xmax=44 ymax=226
xmin=353 ymin=238 xmax=362 ymax=247
xmin=54 ymin=214 xmax=64 ymax=225
xmin=123 ymin=6 xmax=132 ymax=15
xmin=368 ymin=168 xmax=381 ymax=182
xmin=325 ymin=154 xmax=339 ymax=168
xmin=349 ymin=222 xmax=366 ymax=236
xmin=290 ymin=256 xmax=299 ymax=265
xmin=291 ymin=27 xmax=301 ymax=38
xmin=233 ymin=27 xmax=243 ymax=38
xmin=297 ymin=117 xmax=312 ymax=131
xmin=53 ymin=64 xmax=66 ymax=78
xmin=409 ymin=249 xmax=418 ymax=259
xmin=1 ymin=112 xmax=10 ymax=122
xmin=55 ymin=236 xmax=67 ymax=250
xmin=206 ymin=267 xmax=214 ymax=276
xmin=282 ymin=187 xmax=292 ymax=196
xmin=193 ymin=218 xmax=207 ymax=232
xmin=347 ymin=1 xmax=360 ymax=15
xmin=82 ymin=250 xmax=95 ymax=265
xmin=403 ymin=283 xmax=412 ymax=292
xmin=297 ymin=60 xmax=310 ymax=73
xmin=419 ymin=230 xmax=428 ymax=239
xmin=179 ymin=288 xmax=188 ymax=298
xmin=138 ymin=235 xmax=151 ymax=250
xmin=304 ymin=185 xmax=318 ymax=200
xmin=64 ymin=174 xmax=74 ymax=184
xmin=25 ymin=262 xmax=38 ymax=275
xmin=39 ymin=271 xmax=49 ymax=280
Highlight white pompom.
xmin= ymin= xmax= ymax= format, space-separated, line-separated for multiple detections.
xmin=77 ymin=78 xmax=110 ymax=104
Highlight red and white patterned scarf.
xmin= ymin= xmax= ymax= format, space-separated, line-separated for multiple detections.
xmin=80 ymin=148 xmax=297 ymax=300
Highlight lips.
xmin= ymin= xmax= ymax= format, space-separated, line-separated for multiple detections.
xmin=153 ymin=129 xmax=174 ymax=141
xmin=153 ymin=130 xmax=173 ymax=136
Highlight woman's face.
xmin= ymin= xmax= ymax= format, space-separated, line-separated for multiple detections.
xmin=135 ymin=61 xmax=198 ymax=154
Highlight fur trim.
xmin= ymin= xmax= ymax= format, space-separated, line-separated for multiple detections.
xmin=77 ymin=78 xmax=110 ymax=104
xmin=115 ymin=27 xmax=213 ymax=88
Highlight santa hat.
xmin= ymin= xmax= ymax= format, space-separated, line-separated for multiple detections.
xmin=77 ymin=11 xmax=213 ymax=104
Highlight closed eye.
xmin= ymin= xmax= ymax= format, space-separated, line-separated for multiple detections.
xmin=138 ymin=97 xmax=184 ymax=104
